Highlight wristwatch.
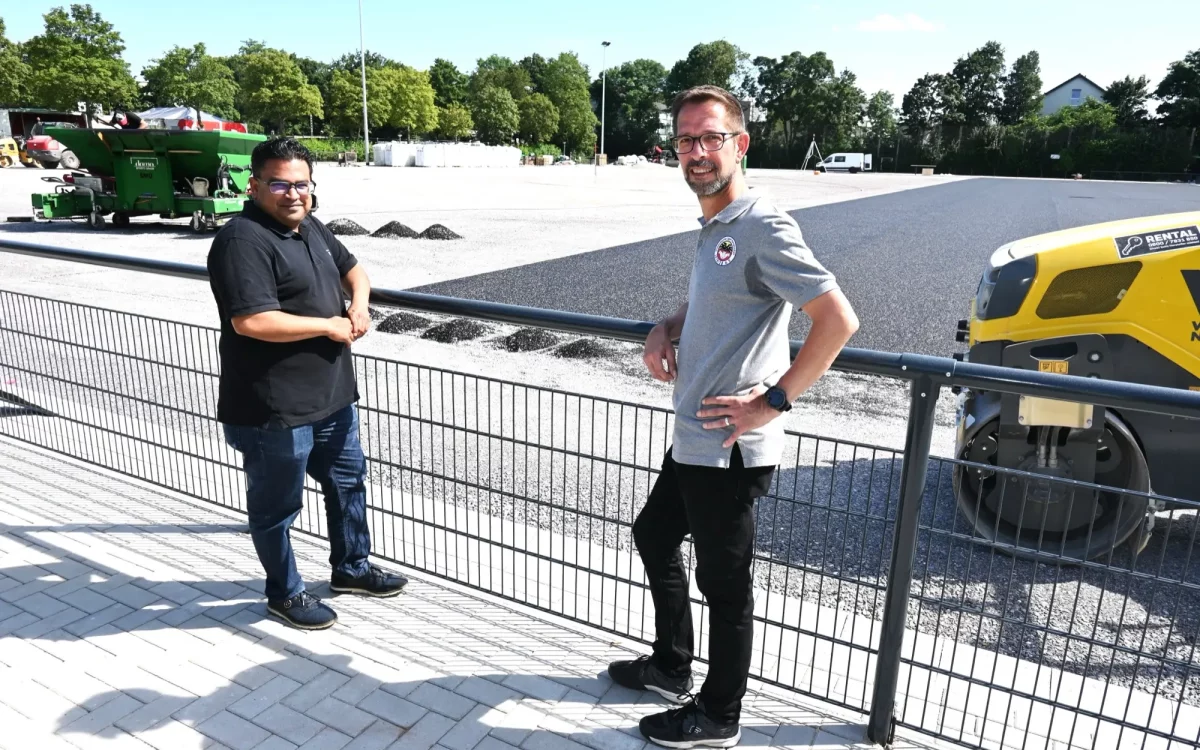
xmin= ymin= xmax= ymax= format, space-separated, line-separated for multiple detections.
xmin=764 ymin=385 xmax=792 ymax=413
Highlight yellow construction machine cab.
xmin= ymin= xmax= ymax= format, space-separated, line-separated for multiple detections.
xmin=953 ymin=211 xmax=1200 ymax=562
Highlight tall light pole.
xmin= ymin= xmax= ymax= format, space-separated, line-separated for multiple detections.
xmin=358 ymin=0 xmax=370 ymax=164
xmin=600 ymin=41 xmax=611 ymax=161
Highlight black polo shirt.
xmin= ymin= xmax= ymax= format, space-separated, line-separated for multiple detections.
xmin=207 ymin=201 xmax=359 ymax=428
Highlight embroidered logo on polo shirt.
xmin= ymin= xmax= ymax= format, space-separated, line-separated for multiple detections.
xmin=715 ymin=237 xmax=736 ymax=266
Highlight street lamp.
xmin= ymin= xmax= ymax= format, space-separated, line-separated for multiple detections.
xmin=600 ymin=41 xmax=610 ymax=162
xmin=358 ymin=0 xmax=370 ymax=164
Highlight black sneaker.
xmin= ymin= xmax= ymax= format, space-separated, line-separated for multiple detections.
xmin=639 ymin=699 xmax=740 ymax=748
xmin=607 ymin=654 xmax=693 ymax=704
xmin=330 ymin=564 xmax=408 ymax=597
xmin=267 ymin=591 xmax=337 ymax=630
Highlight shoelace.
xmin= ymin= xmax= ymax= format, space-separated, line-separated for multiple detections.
xmin=295 ymin=591 xmax=321 ymax=608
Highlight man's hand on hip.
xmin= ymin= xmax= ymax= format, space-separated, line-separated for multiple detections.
xmin=697 ymin=384 xmax=776 ymax=449
xmin=643 ymin=323 xmax=678 ymax=382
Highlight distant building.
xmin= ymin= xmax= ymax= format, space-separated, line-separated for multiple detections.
xmin=1041 ymin=74 xmax=1107 ymax=116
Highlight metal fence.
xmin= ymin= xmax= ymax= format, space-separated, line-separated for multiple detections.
xmin=3 ymin=239 xmax=1200 ymax=750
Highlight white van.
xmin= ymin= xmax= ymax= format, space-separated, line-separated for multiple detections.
xmin=820 ymin=153 xmax=872 ymax=173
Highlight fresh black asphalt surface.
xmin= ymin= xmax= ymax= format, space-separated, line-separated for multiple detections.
xmin=416 ymin=177 xmax=1200 ymax=356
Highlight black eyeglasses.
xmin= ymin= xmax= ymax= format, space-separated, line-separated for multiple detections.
xmin=672 ymin=132 xmax=741 ymax=154
xmin=265 ymin=180 xmax=316 ymax=195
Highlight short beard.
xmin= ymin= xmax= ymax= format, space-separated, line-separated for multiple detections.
xmin=684 ymin=159 xmax=734 ymax=197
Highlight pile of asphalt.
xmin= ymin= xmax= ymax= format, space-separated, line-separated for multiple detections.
xmin=501 ymin=327 xmax=561 ymax=352
xmin=372 ymin=221 xmax=420 ymax=239
xmin=327 ymin=218 xmax=370 ymax=236
xmin=418 ymin=224 xmax=463 ymax=240
xmin=421 ymin=318 xmax=490 ymax=343
xmin=553 ymin=338 xmax=614 ymax=359
xmin=376 ymin=312 xmax=432 ymax=334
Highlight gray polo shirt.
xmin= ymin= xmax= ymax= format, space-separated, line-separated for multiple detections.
xmin=671 ymin=190 xmax=840 ymax=469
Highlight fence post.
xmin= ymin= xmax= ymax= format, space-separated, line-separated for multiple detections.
xmin=866 ymin=374 xmax=941 ymax=747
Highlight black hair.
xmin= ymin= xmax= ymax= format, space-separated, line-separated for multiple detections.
xmin=250 ymin=137 xmax=314 ymax=179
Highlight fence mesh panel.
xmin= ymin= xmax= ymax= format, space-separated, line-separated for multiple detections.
xmin=3 ymin=288 xmax=1197 ymax=750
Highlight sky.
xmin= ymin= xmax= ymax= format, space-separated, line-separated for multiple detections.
xmin=6 ymin=1 xmax=1198 ymax=105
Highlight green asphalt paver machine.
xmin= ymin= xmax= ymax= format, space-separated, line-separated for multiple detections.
xmin=30 ymin=127 xmax=267 ymax=232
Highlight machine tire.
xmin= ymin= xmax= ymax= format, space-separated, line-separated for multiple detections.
xmin=60 ymin=150 xmax=81 ymax=170
xmin=0 ymin=155 xmax=11 ymax=168
xmin=87 ymin=212 xmax=105 ymax=230
xmin=953 ymin=401 xmax=1151 ymax=563
xmin=112 ymin=212 xmax=130 ymax=229
xmin=40 ymin=161 xmax=58 ymax=169
xmin=190 ymin=211 xmax=204 ymax=233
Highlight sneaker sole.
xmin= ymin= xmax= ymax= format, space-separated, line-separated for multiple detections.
xmin=646 ymin=729 xmax=741 ymax=749
xmin=329 ymin=584 xmax=406 ymax=597
xmin=645 ymin=684 xmax=693 ymax=705
xmin=267 ymin=606 xmax=337 ymax=630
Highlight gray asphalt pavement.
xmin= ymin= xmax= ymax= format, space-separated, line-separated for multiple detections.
xmin=416 ymin=177 xmax=1200 ymax=356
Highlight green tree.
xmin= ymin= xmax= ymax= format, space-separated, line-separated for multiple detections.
xmin=519 ymin=54 xmax=550 ymax=93
xmin=1154 ymin=50 xmax=1200 ymax=128
xmin=429 ymin=58 xmax=467 ymax=107
xmin=541 ymin=52 xmax=597 ymax=154
xmin=1103 ymin=75 xmax=1151 ymax=129
xmin=238 ymin=48 xmax=323 ymax=134
xmin=140 ymin=43 xmax=238 ymax=126
xmin=328 ymin=66 xmax=394 ymax=136
xmin=664 ymin=41 xmax=744 ymax=99
xmin=470 ymin=55 xmax=531 ymax=101
xmin=519 ymin=93 xmax=559 ymax=144
xmin=388 ymin=66 xmax=438 ymax=138
xmin=0 ymin=19 xmax=32 ymax=105
xmin=590 ymin=58 xmax=668 ymax=156
xmin=1046 ymin=97 xmax=1116 ymax=131
xmin=22 ymin=4 xmax=138 ymax=124
xmin=436 ymin=102 xmax=474 ymax=140
xmin=331 ymin=50 xmax=390 ymax=72
xmin=901 ymin=73 xmax=963 ymax=136
xmin=471 ymin=85 xmax=519 ymax=145
xmin=864 ymin=90 xmax=898 ymax=144
xmin=999 ymin=51 xmax=1042 ymax=125
xmin=751 ymin=52 xmax=863 ymax=150
xmin=294 ymin=56 xmax=333 ymax=133
xmin=216 ymin=39 xmax=266 ymax=85
xmin=951 ymin=41 xmax=1006 ymax=125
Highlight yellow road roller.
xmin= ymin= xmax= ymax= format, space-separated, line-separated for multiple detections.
xmin=954 ymin=211 xmax=1200 ymax=562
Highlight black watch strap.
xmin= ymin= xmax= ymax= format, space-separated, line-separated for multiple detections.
xmin=766 ymin=385 xmax=792 ymax=412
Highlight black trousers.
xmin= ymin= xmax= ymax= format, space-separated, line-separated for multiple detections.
xmin=632 ymin=444 xmax=775 ymax=723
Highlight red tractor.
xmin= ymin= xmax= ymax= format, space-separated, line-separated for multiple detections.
xmin=22 ymin=121 xmax=82 ymax=170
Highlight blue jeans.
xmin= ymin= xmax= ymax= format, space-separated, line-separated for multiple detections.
xmin=223 ymin=404 xmax=372 ymax=602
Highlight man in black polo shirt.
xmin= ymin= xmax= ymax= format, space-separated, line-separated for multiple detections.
xmin=207 ymin=137 xmax=406 ymax=630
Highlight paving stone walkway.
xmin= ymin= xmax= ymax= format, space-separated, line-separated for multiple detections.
xmin=0 ymin=435 xmax=944 ymax=750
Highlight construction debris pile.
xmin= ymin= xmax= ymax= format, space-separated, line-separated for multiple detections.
xmin=421 ymin=318 xmax=491 ymax=343
xmin=326 ymin=217 xmax=463 ymax=240
xmin=502 ymin=327 xmax=561 ymax=352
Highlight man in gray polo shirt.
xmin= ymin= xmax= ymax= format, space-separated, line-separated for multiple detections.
xmin=608 ymin=85 xmax=859 ymax=748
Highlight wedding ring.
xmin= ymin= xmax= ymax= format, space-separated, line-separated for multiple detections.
xmin=724 ymin=417 xmax=731 ymax=427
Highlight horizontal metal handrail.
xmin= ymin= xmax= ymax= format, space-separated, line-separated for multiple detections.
xmin=6 ymin=237 xmax=1200 ymax=421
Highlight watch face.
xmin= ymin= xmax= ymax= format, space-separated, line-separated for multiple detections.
xmin=768 ymin=388 xmax=785 ymax=408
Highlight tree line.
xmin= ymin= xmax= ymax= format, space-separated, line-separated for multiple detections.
xmin=0 ymin=5 xmax=598 ymax=157
xmin=2 ymin=5 xmax=1198 ymax=174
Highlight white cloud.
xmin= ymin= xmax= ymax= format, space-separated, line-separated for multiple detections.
xmin=856 ymin=13 xmax=944 ymax=32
